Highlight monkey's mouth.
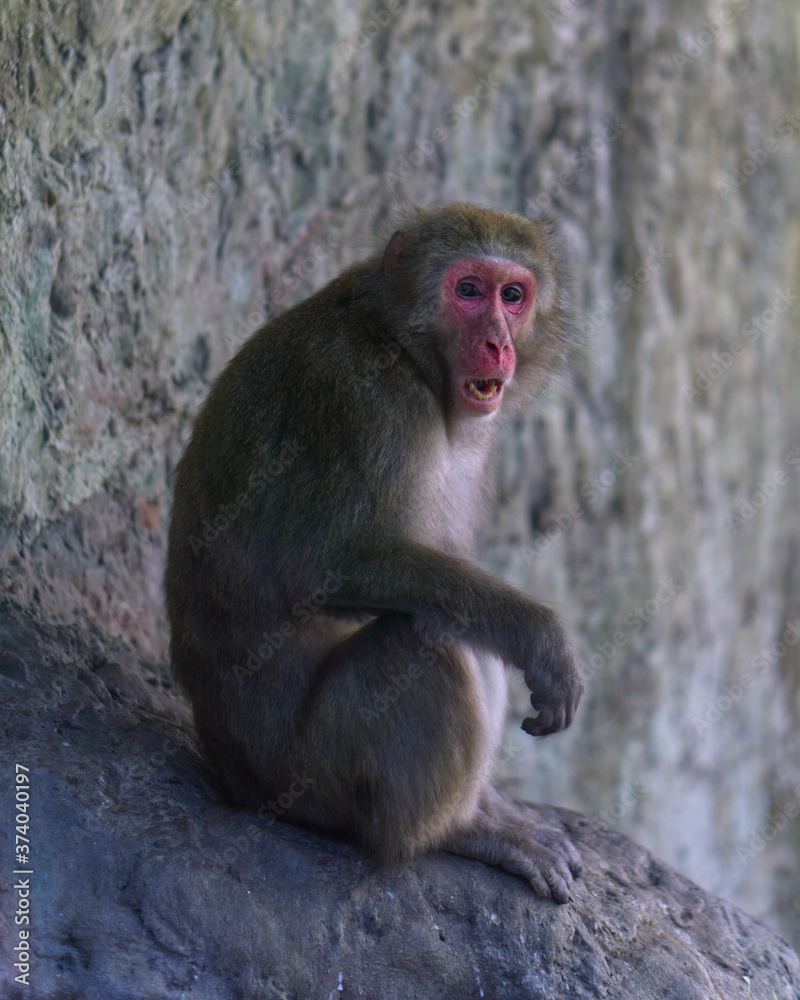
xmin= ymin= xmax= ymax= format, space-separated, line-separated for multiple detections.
xmin=467 ymin=378 xmax=501 ymax=400
xmin=464 ymin=378 xmax=504 ymax=409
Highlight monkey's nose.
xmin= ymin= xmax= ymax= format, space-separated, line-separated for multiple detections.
xmin=485 ymin=331 xmax=512 ymax=360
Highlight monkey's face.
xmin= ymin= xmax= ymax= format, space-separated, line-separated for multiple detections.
xmin=438 ymin=256 xmax=537 ymax=415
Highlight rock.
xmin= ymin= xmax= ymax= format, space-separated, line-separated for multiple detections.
xmin=2 ymin=0 xmax=800 ymax=946
xmin=0 ymin=599 xmax=798 ymax=999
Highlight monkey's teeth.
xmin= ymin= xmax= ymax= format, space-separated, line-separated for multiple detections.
xmin=468 ymin=380 xmax=499 ymax=401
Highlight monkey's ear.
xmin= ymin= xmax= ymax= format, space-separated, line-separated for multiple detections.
xmin=382 ymin=230 xmax=411 ymax=276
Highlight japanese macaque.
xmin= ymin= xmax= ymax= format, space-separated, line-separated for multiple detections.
xmin=166 ymin=202 xmax=584 ymax=902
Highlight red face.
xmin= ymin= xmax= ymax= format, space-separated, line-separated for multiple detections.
xmin=439 ymin=256 xmax=536 ymax=415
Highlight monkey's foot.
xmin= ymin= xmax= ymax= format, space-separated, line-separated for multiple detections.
xmin=443 ymin=787 xmax=582 ymax=904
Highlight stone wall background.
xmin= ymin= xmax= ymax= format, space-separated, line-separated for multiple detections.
xmin=1 ymin=0 xmax=798 ymax=947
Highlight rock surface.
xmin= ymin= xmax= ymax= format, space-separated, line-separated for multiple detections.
xmin=2 ymin=0 xmax=800 ymax=955
xmin=0 ymin=600 xmax=798 ymax=1000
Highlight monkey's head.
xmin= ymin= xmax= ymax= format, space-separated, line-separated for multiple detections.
xmin=366 ymin=202 xmax=575 ymax=416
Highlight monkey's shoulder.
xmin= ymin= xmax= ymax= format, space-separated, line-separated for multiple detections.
xmin=188 ymin=286 xmax=436 ymax=498
xmin=237 ymin=287 xmax=435 ymax=421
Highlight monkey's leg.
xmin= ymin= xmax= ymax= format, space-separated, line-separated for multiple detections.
xmin=296 ymin=613 xmax=582 ymax=902
xmin=293 ymin=612 xmax=487 ymax=859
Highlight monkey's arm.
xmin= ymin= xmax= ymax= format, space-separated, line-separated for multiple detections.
xmin=325 ymin=542 xmax=583 ymax=735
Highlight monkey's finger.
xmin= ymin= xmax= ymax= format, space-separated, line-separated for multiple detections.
xmin=541 ymin=699 xmax=572 ymax=734
xmin=523 ymin=701 xmax=567 ymax=736
xmin=528 ymin=700 xmax=550 ymax=726
xmin=521 ymin=714 xmax=560 ymax=736
xmin=521 ymin=713 xmax=547 ymax=736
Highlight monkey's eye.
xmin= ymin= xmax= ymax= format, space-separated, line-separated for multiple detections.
xmin=501 ymin=285 xmax=523 ymax=303
xmin=456 ymin=281 xmax=481 ymax=298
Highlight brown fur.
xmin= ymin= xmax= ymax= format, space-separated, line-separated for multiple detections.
xmin=166 ymin=203 xmax=584 ymax=900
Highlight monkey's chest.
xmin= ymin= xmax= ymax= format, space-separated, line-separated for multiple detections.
xmin=407 ymin=437 xmax=489 ymax=556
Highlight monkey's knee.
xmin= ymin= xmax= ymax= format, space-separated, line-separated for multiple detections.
xmin=303 ymin=615 xmax=489 ymax=857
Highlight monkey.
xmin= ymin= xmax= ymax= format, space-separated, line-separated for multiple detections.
xmin=166 ymin=202 xmax=584 ymax=903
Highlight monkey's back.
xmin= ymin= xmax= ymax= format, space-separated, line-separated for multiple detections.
xmin=166 ymin=268 xmax=440 ymax=703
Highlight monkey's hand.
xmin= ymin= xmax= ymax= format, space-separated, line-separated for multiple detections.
xmin=520 ymin=612 xmax=583 ymax=737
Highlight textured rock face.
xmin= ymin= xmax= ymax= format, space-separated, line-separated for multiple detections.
xmin=1 ymin=0 xmax=799 ymax=953
xmin=0 ymin=600 xmax=798 ymax=1000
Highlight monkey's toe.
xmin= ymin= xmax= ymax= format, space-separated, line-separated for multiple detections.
xmin=528 ymin=825 xmax=583 ymax=879
xmin=498 ymin=840 xmax=577 ymax=903
xmin=444 ymin=807 xmax=583 ymax=904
